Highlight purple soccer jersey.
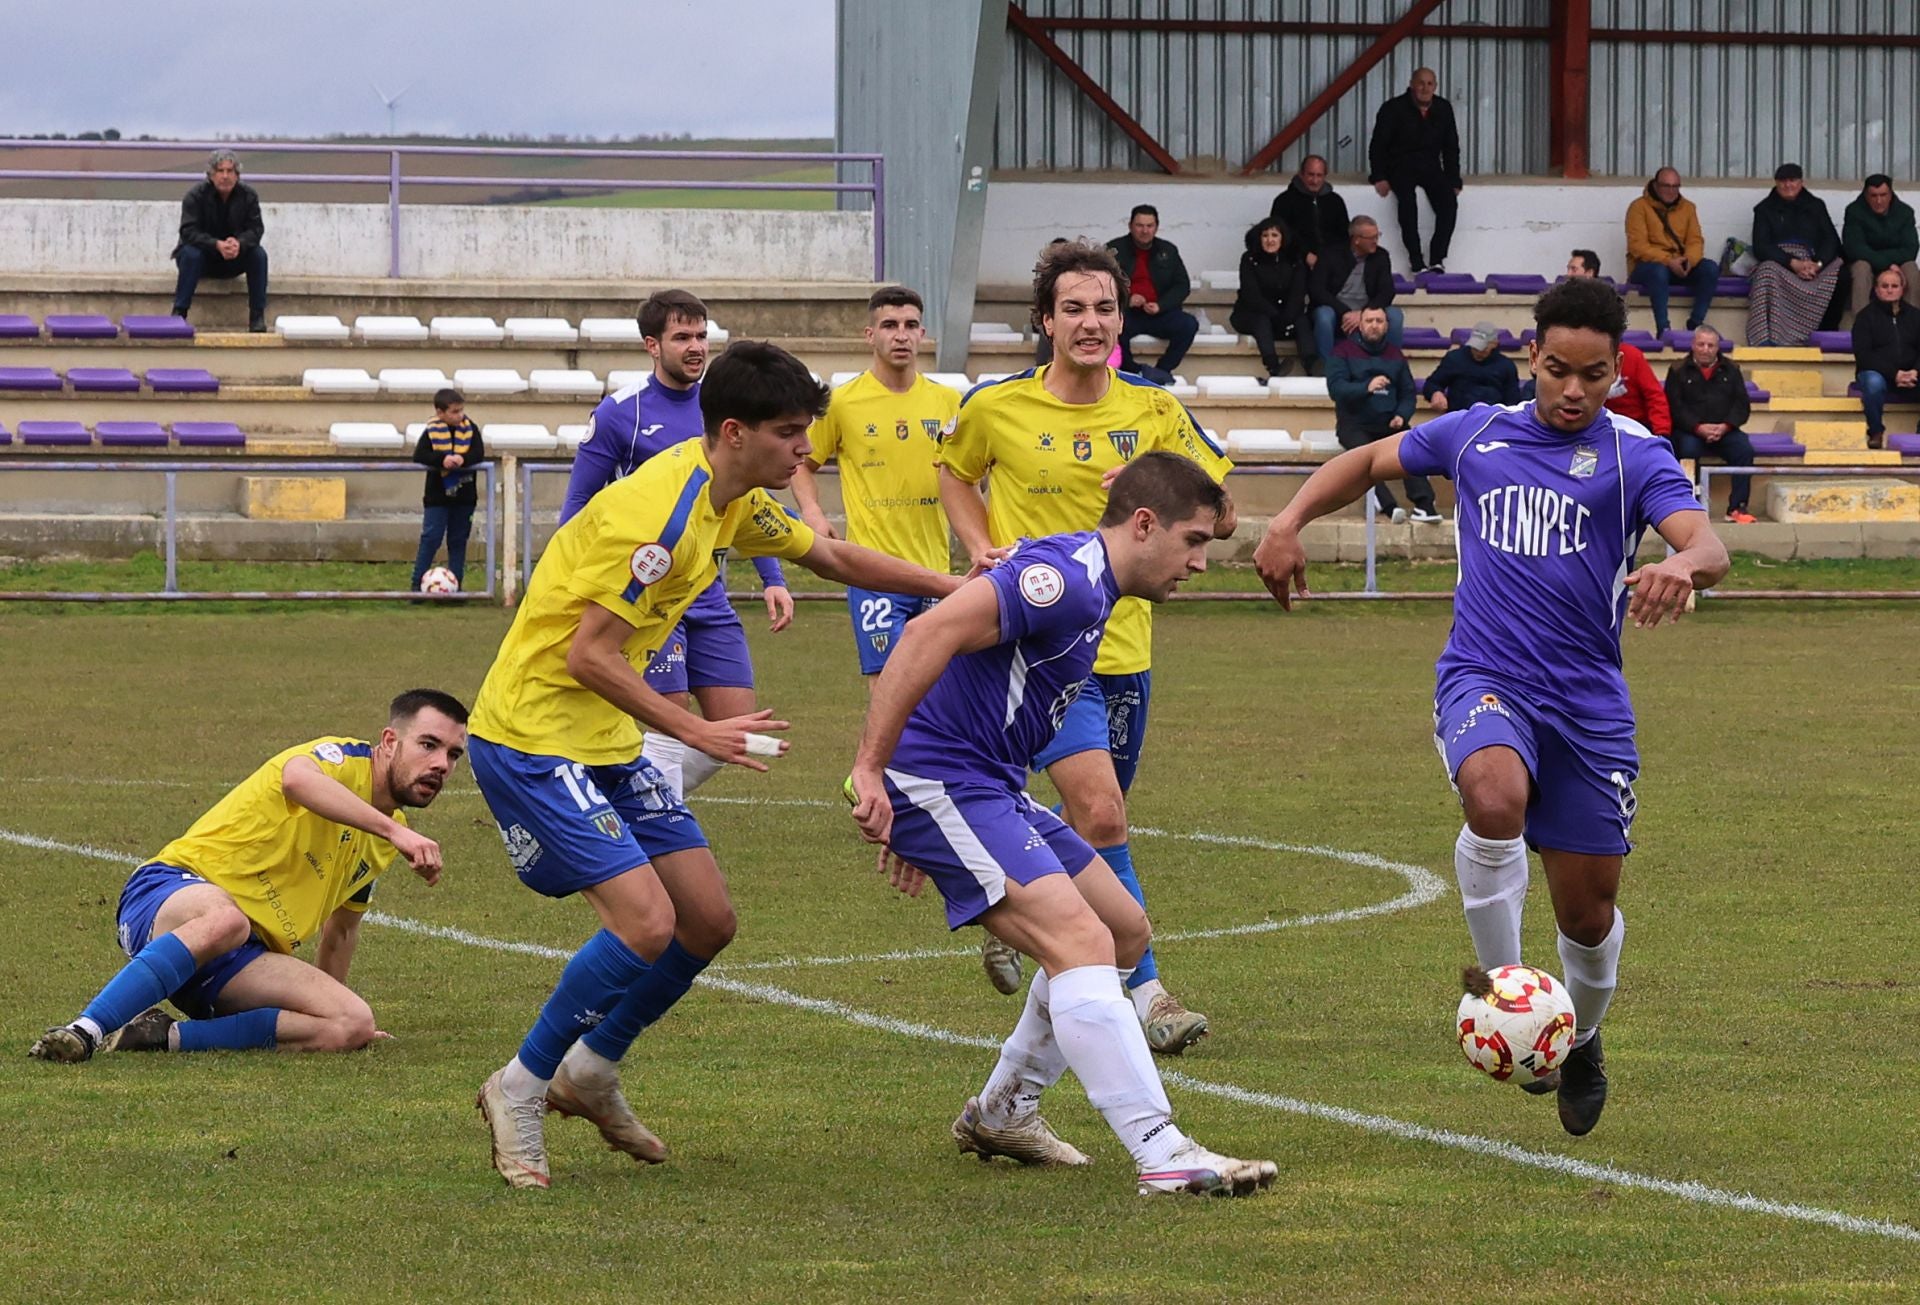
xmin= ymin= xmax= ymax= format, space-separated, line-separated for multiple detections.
xmin=890 ymin=532 xmax=1119 ymax=792
xmin=561 ymin=376 xmax=785 ymax=604
xmin=1398 ymin=401 xmax=1702 ymax=722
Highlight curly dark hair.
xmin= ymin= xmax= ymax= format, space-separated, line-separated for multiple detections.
xmin=1030 ymin=239 xmax=1128 ymax=334
xmin=1533 ymin=276 xmax=1627 ymax=346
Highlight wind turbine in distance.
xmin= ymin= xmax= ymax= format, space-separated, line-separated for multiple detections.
xmin=369 ymin=78 xmax=414 ymax=138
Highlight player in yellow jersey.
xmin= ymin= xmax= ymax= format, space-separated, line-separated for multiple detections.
xmin=938 ymin=239 xmax=1235 ymax=1055
xmin=29 ymin=690 xmax=467 ymax=1063
xmin=467 ymin=340 xmax=977 ymax=1190
xmin=791 ymin=285 xmax=959 ymax=680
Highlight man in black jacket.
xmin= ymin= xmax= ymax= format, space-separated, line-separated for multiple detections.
xmin=1663 ymin=327 xmax=1756 ymax=523
xmin=1105 ymin=205 xmax=1197 ymax=382
xmin=1307 ymin=216 xmax=1402 ymax=371
xmin=1269 ymin=155 xmax=1350 ymax=272
xmin=171 ymin=149 xmax=269 ymax=331
xmin=1368 ymin=67 xmax=1463 ymax=274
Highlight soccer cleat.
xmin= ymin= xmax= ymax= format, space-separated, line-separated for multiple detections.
xmin=951 ymin=1096 xmax=1091 ymax=1167
xmin=100 ymin=1007 xmax=175 ymax=1053
xmin=27 ymin=1024 xmax=96 ymax=1064
xmin=547 ymin=1064 xmax=669 ymax=1164
xmin=476 ymin=1069 xmax=551 ymax=1189
xmin=1144 ymin=991 xmax=1209 ymax=1056
xmin=981 ymin=934 xmax=1024 ymax=995
xmin=1557 ymin=1030 xmax=1609 ymax=1136
xmin=1138 ymin=1141 xmax=1278 ymax=1197
xmin=1409 ymin=507 xmax=1445 ymax=524
xmin=1518 ymin=1069 xmax=1562 ymax=1096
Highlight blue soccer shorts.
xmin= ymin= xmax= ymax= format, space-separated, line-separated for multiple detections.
xmin=1432 ymin=678 xmax=1640 ymax=857
xmin=643 ymin=579 xmax=755 ymax=694
xmin=1030 ymin=670 xmax=1153 ymax=792
xmin=115 ymin=861 xmax=268 ymax=1019
xmin=881 ymin=770 xmax=1099 ymax=929
xmin=468 ymin=736 xmax=710 ymax=898
xmin=846 ymin=586 xmax=936 ymax=675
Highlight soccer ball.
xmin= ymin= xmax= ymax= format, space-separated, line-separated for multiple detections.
xmin=1456 ymin=964 xmax=1576 ymax=1086
xmin=418 ymin=566 xmax=460 ymax=595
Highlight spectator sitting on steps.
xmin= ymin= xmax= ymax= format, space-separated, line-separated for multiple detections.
xmin=1327 ymin=306 xmax=1439 ymax=524
xmin=1104 ymin=205 xmax=1196 ymax=385
xmin=1850 ymin=265 xmax=1920 ymax=450
xmin=1842 ymin=174 xmax=1920 ymax=319
xmin=1268 ymin=154 xmax=1349 ymax=272
xmin=170 ymin=149 xmax=269 ymax=332
xmin=1663 ymin=328 xmax=1756 ymax=524
xmin=1423 ymin=320 xmax=1521 ymax=414
xmin=1307 ymin=215 xmax=1402 ymax=376
xmin=1230 ymin=218 xmax=1314 ymax=379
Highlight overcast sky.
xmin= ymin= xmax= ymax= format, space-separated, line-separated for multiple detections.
xmin=0 ymin=0 xmax=837 ymax=140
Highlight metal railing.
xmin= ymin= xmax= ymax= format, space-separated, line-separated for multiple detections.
xmin=0 ymin=139 xmax=886 ymax=279
xmin=0 ymin=460 xmax=498 ymax=602
xmin=1696 ymin=462 xmax=1920 ymax=599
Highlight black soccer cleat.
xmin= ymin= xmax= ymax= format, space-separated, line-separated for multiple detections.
xmin=1556 ymin=1030 xmax=1608 ymax=1136
xmin=100 ymin=1007 xmax=176 ymax=1053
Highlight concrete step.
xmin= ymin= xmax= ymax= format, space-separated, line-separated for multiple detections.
xmin=1749 ymin=367 xmax=1825 ymax=396
xmin=1766 ymin=477 xmax=1920 ymax=522
xmin=1793 ymin=419 xmax=1871 ymax=450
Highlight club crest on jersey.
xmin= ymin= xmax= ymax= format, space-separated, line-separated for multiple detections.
xmin=1569 ymin=445 xmax=1598 ymax=479
xmin=895 ymin=419 xmax=911 ymax=440
xmin=592 ymin=811 xmax=625 ymax=840
xmin=921 ymin=418 xmax=942 ymax=441
xmin=629 ymin=543 xmax=673 ymax=587
xmin=1072 ymin=432 xmax=1092 ymax=461
xmin=1019 ymin=563 xmax=1066 ymax=607
xmin=1107 ymin=430 xmax=1139 ymax=458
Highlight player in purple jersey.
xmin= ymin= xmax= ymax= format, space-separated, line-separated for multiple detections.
xmin=848 ymin=453 xmax=1277 ymax=1197
xmin=1253 ymin=278 xmax=1729 ymax=1136
xmin=561 ymin=289 xmax=793 ymax=799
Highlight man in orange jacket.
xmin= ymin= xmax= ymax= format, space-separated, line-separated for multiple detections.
xmin=1625 ymin=169 xmax=1720 ymax=337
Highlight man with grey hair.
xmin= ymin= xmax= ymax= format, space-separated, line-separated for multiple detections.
xmin=1368 ymin=66 xmax=1463 ymax=274
xmin=171 ymin=149 xmax=269 ymax=331
xmin=1307 ymin=214 xmax=1402 ymax=369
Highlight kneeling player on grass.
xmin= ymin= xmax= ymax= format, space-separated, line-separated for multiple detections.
xmin=467 ymin=340 xmax=977 ymax=1190
xmin=1253 ymin=276 xmax=1730 ymax=1136
xmin=29 ymin=690 xmax=467 ymax=1062
xmin=848 ymin=451 xmax=1276 ymax=1197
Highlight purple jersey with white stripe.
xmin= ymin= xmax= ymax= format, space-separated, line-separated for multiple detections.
xmin=891 ymin=532 xmax=1118 ymax=791
xmin=1398 ymin=401 xmax=1701 ymax=722
xmin=561 ymin=375 xmax=785 ymax=605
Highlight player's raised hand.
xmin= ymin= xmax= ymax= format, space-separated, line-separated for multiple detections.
xmin=876 ymin=846 xmax=927 ymax=897
xmin=1623 ymin=556 xmax=1695 ymax=628
xmin=691 ymin=709 xmax=791 ymax=772
xmin=961 ymin=546 xmax=1014 ymax=581
xmin=847 ymin=767 xmax=893 ymax=846
xmin=391 ymin=827 xmax=443 ymax=885
xmin=763 ymin=584 xmax=795 ymax=634
xmin=1252 ymin=519 xmax=1312 ymax=610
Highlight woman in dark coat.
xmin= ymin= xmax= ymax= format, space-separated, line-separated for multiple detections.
xmin=1229 ymin=218 xmax=1314 ymax=377
xmin=1747 ymin=162 xmax=1843 ymax=346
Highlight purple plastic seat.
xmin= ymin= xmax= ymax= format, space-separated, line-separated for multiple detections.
xmin=171 ymin=421 xmax=246 ymax=448
xmin=1747 ymin=432 xmax=1806 ymax=457
xmin=1418 ymin=272 xmax=1488 ymax=294
xmin=95 ymin=421 xmax=169 ymax=448
xmin=121 ymin=314 xmax=194 ymax=340
xmin=0 ymin=314 xmax=36 ymax=338
xmin=1714 ymin=277 xmax=1751 ymax=297
xmin=1808 ymin=331 xmax=1853 ymax=354
xmin=68 ymin=367 xmax=140 ymax=393
xmin=1746 ymin=384 xmax=1771 ymax=403
xmin=19 ymin=420 xmax=90 ymax=446
xmin=1485 ymin=273 xmax=1549 ymax=296
xmin=1886 ymin=433 xmax=1920 ymax=455
xmin=0 ymin=366 xmax=61 ymax=391
xmin=44 ymin=314 xmax=116 ymax=339
xmin=1621 ymin=329 xmax=1661 ymax=351
xmin=145 ymin=367 xmax=219 ymax=393
xmin=1449 ymin=327 xmax=1523 ymax=350
xmin=1399 ymin=326 xmax=1449 ymax=349
xmin=1392 ymin=274 xmax=1418 ymax=296
xmin=0 ymin=422 xmax=10 ymax=444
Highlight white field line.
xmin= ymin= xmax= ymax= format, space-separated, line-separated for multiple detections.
xmin=5 ymin=823 xmax=1918 ymax=1244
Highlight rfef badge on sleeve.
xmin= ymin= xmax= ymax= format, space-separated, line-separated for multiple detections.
xmin=1569 ymin=445 xmax=1598 ymax=479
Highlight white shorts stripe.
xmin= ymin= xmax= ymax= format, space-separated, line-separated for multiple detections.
xmin=884 ymin=768 xmax=1007 ymax=907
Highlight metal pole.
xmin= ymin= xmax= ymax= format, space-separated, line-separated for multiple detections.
xmin=870 ymin=155 xmax=886 ymax=281
xmin=482 ymin=464 xmax=498 ymax=601
xmin=164 ymin=472 xmax=178 ymax=593
xmin=518 ymin=460 xmax=536 ymax=595
xmin=1363 ymin=494 xmax=1378 ymax=595
xmin=388 ymin=150 xmax=402 ymax=278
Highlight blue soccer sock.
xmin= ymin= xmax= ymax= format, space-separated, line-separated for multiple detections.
xmin=177 ymin=1007 xmax=280 ymax=1053
xmin=581 ymin=939 xmax=710 ymax=1063
xmin=78 ymin=933 xmax=198 ymax=1037
xmin=517 ymin=929 xmax=653 ymax=1080
xmin=1098 ymin=842 xmax=1158 ymax=989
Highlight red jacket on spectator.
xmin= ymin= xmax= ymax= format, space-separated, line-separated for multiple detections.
xmin=1605 ymin=343 xmax=1671 ymax=435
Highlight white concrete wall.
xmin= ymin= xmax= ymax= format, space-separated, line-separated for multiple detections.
xmin=980 ymin=177 xmax=1862 ymax=286
xmin=0 ymin=198 xmax=875 ymax=282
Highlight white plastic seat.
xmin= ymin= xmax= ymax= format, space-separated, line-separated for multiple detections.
xmin=925 ymin=371 xmax=972 ymax=391
xmin=452 ymin=368 xmax=529 ymax=395
xmin=1164 ymin=376 xmax=1199 ymax=398
xmin=353 ymin=315 xmax=429 ymax=342
xmin=830 ymin=371 xmax=862 ymax=388
xmin=378 ymin=368 xmax=452 ymax=395
xmin=579 ymin=318 xmax=643 ymax=343
xmin=558 ymin=423 xmax=590 ymax=450
xmin=528 ymin=369 xmax=603 ymax=397
xmin=1200 ymin=269 xmax=1239 ymax=291
xmin=604 ymin=370 xmax=650 ymax=393
xmin=430 ymin=316 xmax=506 ymax=343
xmin=303 ymin=367 xmax=379 ymax=395
xmin=406 ymin=422 xmax=428 ymax=441
xmin=705 ymin=319 xmax=730 ymax=343
xmin=1226 ymin=429 xmax=1300 ymax=454
xmin=970 ymin=323 xmax=1024 ymax=344
xmin=328 ymin=421 xmax=404 ymax=449
xmin=277 ymin=315 xmax=349 ymax=342
xmin=1268 ymin=376 xmax=1331 ymax=398
xmin=482 ymin=422 xmax=559 ymax=452
xmin=505 ymin=317 xmax=579 ymax=344
xmin=971 ymin=372 xmax=1012 ymax=386
xmin=1299 ymin=429 xmax=1341 ymax=453
xmin=1197 ymin=375 xmax=1267 ymax=398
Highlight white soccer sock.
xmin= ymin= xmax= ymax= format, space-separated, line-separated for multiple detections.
xmin=73 ymin=1016 xmax=104 ymax=1045
xmin=680 ymin=748 xmax=725 ymax=795
xmin=978 ymin=970 xmax=1068 ymax=1126
xmin=1047 ymin=964 xmax=1188 ymax=1171
xmin=500 ymin=1054 xmax=551 ymax=1105
xmin=560 ymin=1037 xmax=620 ymax=1086
xmin=640 ymin=733 xmax=686 ymax=796
xmin=1128 ymin=976 xmax=1165 ymax=1021
xmin=1455 ymin=824 xmax=1529 ymax=969
xmin=1557 ymin=909 xmax=1625 ymax=1047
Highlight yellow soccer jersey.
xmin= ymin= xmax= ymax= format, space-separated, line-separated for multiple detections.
xmin=470 ymin=438 xmax=817 ymax=764
xmin=938 ymin=367 xmax=1232 ymax=674
xmin=150 ymin=737 xmax=406 ymax=955
xmin=809 ymin=371 xmax=959 ymax=572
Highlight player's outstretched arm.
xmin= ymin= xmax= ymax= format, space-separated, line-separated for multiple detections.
xmin=799 ymin=534 xmax=966 ymax=600
xmin=316 ymin=904 xmax=365 ymax=985
xmin=848 ymin=578 xmax=1005 ymax=846
xmin=282 ymin=757 xmax=443 ymax=883
xmin=1625 ymin=509 xmax=1729 ymax=628
xmin=789 ymin=462 xmax=839 ymax=541
xmin=938 ymin=466 xmax=996 ymax=565
xmin=1252 ymin=436 xmax=1411 ymax=609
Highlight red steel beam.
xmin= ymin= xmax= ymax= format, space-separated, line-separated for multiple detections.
xmin=1029 ymin=17 xmax=1920 ymax=48
xmin=1547 ymin=2 xmax=1566 ymax=170
xmin=1006 ymin=2 xmax=1181 ymax=175
xmin=1239 ymin=0 xmax=1451 ymax=176
xmin=1559 ymin=0 xmax=1592 ymax=179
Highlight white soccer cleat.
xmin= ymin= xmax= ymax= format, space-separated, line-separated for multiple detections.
xmin=981 ymin=934 xmax=1024 ymax=995
xmin=952 ymin=1096 xmax=1092 ymax=1167
xmin=476 ymin=1068 xmax=551 ymax=1190
xmin=1143 ymin=990 xmax=1210 ymax=1056
xmin=547 ymin=1063 xmax=669 ymax=1164
xmin=1138 ymin=1140 xmax=1278 ymax=1197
